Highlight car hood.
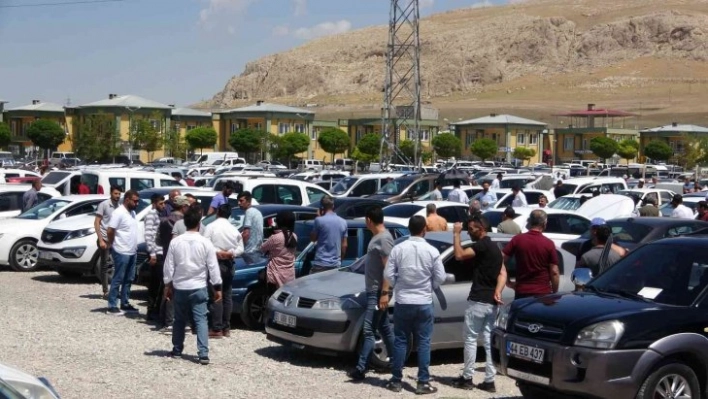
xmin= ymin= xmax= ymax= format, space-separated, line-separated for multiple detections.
xmin=281 ymin=269 xmax=363 ymax=298
xmin=0 ymin=218 xmax=45 ymax=232
xmin=576 ymin=194 xmax=635 ymax=220
xmin=45 ymin=213 xmax=94 ymax=231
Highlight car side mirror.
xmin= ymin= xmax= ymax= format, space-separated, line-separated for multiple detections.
xmin=444 ymin=273 xmax=456 ymax=285
xmin=571 ymin=268 xmax=593 ymax=287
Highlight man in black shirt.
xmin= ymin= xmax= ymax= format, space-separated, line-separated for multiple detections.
xmin=451 ymin=216 xmax=507 ymax=392
xmin=553 ymin=180 xmax=568 ymax=198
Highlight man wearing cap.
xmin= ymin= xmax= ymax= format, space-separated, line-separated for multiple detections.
xmin=638 ymin=197 xmax=660 ymax=217
xmin=671 ymin=194 xmax=694 ymax=219
xmin=577 ymin=218 xmax=627 ymax=261
xmin=497 ymin=207 xmax=521 ymax=235
xmin=511 ymin=186 xmax=527 ymax=207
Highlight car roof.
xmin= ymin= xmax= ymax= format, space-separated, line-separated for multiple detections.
xmin=563 ymin=177 xmax=626 ymax=184
xmin=606 ymin=217 xmax=708 ymax=227
xmin=138 ymin=187 xmax=213 ymax=195
xmin=652 ymin=236 xmax=708 ymax=247
xmin=251 ymin=204 xmax=319 ymax=214
xmin=52 ymin=194 xmax=108 ymax=201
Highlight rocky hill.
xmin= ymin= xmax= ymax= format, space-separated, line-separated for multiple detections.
xmin=206 ymin=0 xmax=708 ymax=126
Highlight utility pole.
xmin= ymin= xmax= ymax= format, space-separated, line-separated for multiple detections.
xmin=380 ymin=0 xmax=422 ymax=170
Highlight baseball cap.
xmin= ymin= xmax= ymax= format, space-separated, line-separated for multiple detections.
xmin=590 ymin=217 xmax=606 ymax=227
xmin=174 ymin=195 xmax=190 ymax=207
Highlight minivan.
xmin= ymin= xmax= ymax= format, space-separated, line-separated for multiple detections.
xmin=194 ymin=152 xmax=240 ymax=165
xmin=297 ymin=159 xmax=324 ymax=172
xmin=330 ymin=173 xmax=404 ymax=198
xmin=334 ymin=158 xmax=354 ymax=172
xmin=49 ymin=152 xmax=75 ymax=166
xmin=81 ymin=169 xmax=184 ymax=194
xmin=560 ymin=177 xmax=628 ymax=195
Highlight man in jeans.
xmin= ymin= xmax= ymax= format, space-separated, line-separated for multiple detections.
xmin=347 ymin=206 xmax=394 ymax=381
xmin=95 ymin=185 xmax=121 ymax=299
xmin=384 ymin=215 xmax=445 ymax=394
xmin=310 ymin=195 xmax=347 ymax=273
xmin=202 ymin=204 xmax=243 ymax=338
xmin=163 ymin=207 xmax=222 ymax=365
xmin=452 ymin=216 xmax=507 ymax=392
xmin=238 ymin=191 xmax=264 ymax=265
xmin=106 ymin=189 xmax=140 ymax=315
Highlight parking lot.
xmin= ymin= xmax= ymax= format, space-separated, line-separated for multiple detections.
xmin=0 ymin=270 xmax=522 ymax=399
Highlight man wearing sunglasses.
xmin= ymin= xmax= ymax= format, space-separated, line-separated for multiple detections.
xmin=105 ymin=190 xmax=141 ymax=315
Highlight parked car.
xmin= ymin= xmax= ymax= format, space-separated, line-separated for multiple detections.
xmin=493 ymin=235 xmax=708 ymax=399
xmin=546 ymin=194 xmax=586 ymax=211
xmin=0 ymin=361 xmax=61 ymax=399
xmin=561 ymin=217 xmax=708 ymax=257
xmin=211 ymin=177 xmax=331 ymax=206
xmin=234 ymin=219 xmax=410 ymax=329
xmin=0 ymin=185 xmax=62 ymax=220
xmin=0 ymin=195 xmax=107 ymax=271
xmin=618 ymin=188 xmax=676 ymax=209
xmin=417 ymin=185 xmax=483 ymax=201
xmin=367 ymin=174 xmax=440 ymax=203
xmin=330 ymin=173 xmax=404 ymax=198
xmin=491 ymin=189 xmax=555 ymax=209
xmin=559 ymin=177 xmax=628 ymax=196
xmin=265 ymin=232 xmax=576 ymax=369
xmin=660 ymin=196 xmax=703 ymax=217
xmin=306 ymin=197 xmax=391 ymax=220
xmin=378 ymin=201 xmax=469 ymax=231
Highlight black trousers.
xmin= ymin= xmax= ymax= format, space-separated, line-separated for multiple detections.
xmin=147 ymin=255 xmax=164 ymax=316
xmin=209 ymin=260 xmax=234 ymax=331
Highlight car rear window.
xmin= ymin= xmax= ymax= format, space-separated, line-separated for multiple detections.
xmin=383 ymin=204 xmax=424 ymax=218
xmin=41 ymin=171 xmax=71 ymax=185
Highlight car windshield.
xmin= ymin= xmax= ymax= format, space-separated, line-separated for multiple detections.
xmin=548 ymin=196 xmax=581 ymax=211
xmin=561 ymin=183 xmax=578 ymax=194
xmin=41 ymin=171 xmax=71 ymax=185
xmin=17 ymin=198 xmax=71 ymax=220
xmin=579 ymin=221 xmax=653 ymax=243
xmin=382 ymin=204 xmax=424 ymax=218
xmin=376 ymin=177 xmax=416 ymax=195
xmin=587 ymin=242 xmax=708 ymax=306
xmin=331 ymin=177 xmax=358 ymax=194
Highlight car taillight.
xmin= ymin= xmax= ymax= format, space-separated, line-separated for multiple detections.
xmin=97 ymin=185 xmax=105 ymax=194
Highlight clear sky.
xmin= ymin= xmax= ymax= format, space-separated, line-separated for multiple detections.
xmin=0 ymin=0 xmax=510 ymax=108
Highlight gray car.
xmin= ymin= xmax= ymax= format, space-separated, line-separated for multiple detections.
xmin=265 ymin=232 xmax=577 ymax=369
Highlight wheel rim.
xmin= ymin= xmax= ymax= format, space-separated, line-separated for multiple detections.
xmin=249 ymin=293 xmax=267 ymax=325
xmin=655 ymin=374 xmax=692 ymax=399
xmin=372 ymin=332 xmax=389 ymax=365
xmin=15 ymin=242 xmax=38 ymax=269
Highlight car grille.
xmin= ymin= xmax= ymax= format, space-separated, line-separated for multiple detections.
xmin=297 ymin=297 xmax=316 ymax=309
xmin=507 ymin=356 xmax=553 ymax=379
xmin=41 ymin=229 xmax=69 ymax=244
xmin=511 ymin=319 xmax=564 ymax=342
xmin=276 ymin=292 xmax=290 ymax=303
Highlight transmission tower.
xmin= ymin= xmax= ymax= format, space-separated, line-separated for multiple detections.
xmin=380 ymin=0 xmax=422 ymax=170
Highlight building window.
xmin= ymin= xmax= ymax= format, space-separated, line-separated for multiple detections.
xmin=420 ymin=129 xmax=429 ymax=141
xmin=517 ymin=133 xmax=525 ymax=145
xmin=466 ymin=132 xmax=474 ymax=149
xmin=187 ymin=125 xmax=196 ymax=131
xmin=294 ymin=123 xmax=305 ymax=133
xmin=311 ymin=127 xmax=319 ymax=141
xmin=476 ymin=129 xmax=484 ymax=139
xmin=174 ymin=123 xmax=181 ymax=130
xmin=492 ymin=133 xmax=498 ymax=143
xmin=278 ymin=122 xmax=290 ymax=134
xmin=582 ymin=139 xmax=587 ymax=150
xmin=530 ymin=133 xmax=538 ymax=145
xmin=564 ymin=137 xmax=574 ymax=151
xmin=255 ymin=122 xmax=263 ymax=130
xmin=231 ymin=123 xmax=239 ymax=134
xmin=356 ymin=126 xmax=365 ymax=142
xmin=149 ymin=119 xmax=159 ymax=129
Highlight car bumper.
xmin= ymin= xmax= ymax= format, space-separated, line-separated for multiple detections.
xmin=492 ymin=330 xmax=645 ymax=399
xmin=264 ymin=297 xmax=362 ymax=354
xmin=37 ymin=246 xmax=95 ymax=272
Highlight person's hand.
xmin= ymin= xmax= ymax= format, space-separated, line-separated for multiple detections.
xmin=149 ymin=256 xmax=157 ymax=266
xmin=494 ymin=290 xmax=504 ymax=305
xmin=453 ymin=222 xmax=463 ymax=235
xmin=99 ymin=240 xmax=107 ymax=250
xmin=214 ymin=290 xmax=223 ymax=303
xmin=378 ymin=294 xmax=390 ymax=310
xmin=164 ymin=285 xmax=173 ymax=302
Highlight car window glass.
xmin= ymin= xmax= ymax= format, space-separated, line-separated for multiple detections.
xmin=345 ymin=229 xmax=360 ymax=259
xmin=352 ymin=179 xmax=377 ymax=197
xmin=161 ymin=179 xmax=182 ymax=187
xmin=109 ymin=177 xmax=126 ymax=192
xmin=278 ymin=185 xmax=302 ymax=205
xmin=525 ymin=192 xmax=543 ymax=204
xmin=660 ymin=191 xmax=673 ymax=203
xmin=666 ymin=226 xmax=695 ymax=237
xmin=306 ymin=186 xmax=327 ymax=204
xmin=544 ymin=215 xmax=564 ymax=234
xmin=437 ymin=207 xmax=460 ymax=224
xmin=252 ymin=185 xmax=277 ymax=204
xmin=64 ymin=202 xmax=99 ymax=218
xmin=0 ymin=193 xmax=13 ymax=211
xmin=297 ymin=212 xmax=317 ymax=222
xmin=566 ymin=216 xmax=590 ymax=235
xmin=607 ymin=222 xmax=652 ymax=243
xmin=444 ymin=249 xmax=473 ymax=282
xmin=383 ymin=204 xmax=424 ymax=218
xmin=131 ymin=178 xmax=154 ymax=191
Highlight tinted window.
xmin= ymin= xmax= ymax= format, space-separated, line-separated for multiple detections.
xmin=666 ymin=225 xmax=698 ymax=237
xmin=443 ymin=254 xmax=473 ymax=282
xmin=161 ymin=179 xmax=182 ymax=187
xmin=253 ymin=185 xmax=278 ymax=204
xmin=131 ymin=178 xmax=154 ymax=191
xmin=566 ymin=215 xmax=590 ymax=235
xmin=351 ymin=179 xmax=377 ymax=197
xmin=41 ymin=171 xmax=71 ymax=185
xmin=345 ymin=228 xmax=360 ymax=258
xmin=545 ymin=214 xmax=565 ymax=234
xmin=524 ymin=192 xmax=545 ymax=204
xmin=0 ymin=193 xmax=17 ymax=211
xmin=482 ymin=211 xmax=504 ymax=229
xmin=278 ymin=185 xmax=303 ymax=205
xmin=437 ymin=206 xmax=464 ymax=224
xmin=306 ymin=186 xmax=327 ymax=204
xmin=109 ymin=177 xmax=126 ymax=192
xmin=64 ymin=201 xmax=100 ymax=218
xmin=383 ymin=204 xmax=424 ymax=218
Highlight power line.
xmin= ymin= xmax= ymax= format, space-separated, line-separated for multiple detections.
xmin=0 ymin=0 xmax=124 ymax=8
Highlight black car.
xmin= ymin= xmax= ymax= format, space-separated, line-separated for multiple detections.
xmin=561 ymin=217 xmax=708 ymax=257
xmin=136 ymin=187 xmax=238 ymax=216
xmin=307 ymin=197 xmax=390 ymax=219
xmin=493 ymin=236 xmax=708 ymax=399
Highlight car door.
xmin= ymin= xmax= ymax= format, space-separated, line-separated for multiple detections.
xmin=542 ymin=214 xmax=576 ymax=245
xmin=277 ymin=185 xmax=303 ymax=205
xmin=350 ymin=179 xmax=377 ymax=197
xmin=305 ymin=186 xmax=328 ymax=205
xmin=659 ymin=191 xmax=674 ymax=206
xmin=436 ymin=205 xmax=469 ymax=230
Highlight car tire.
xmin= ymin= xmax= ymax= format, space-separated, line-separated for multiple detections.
xmin=9 ymin=239 xmax=39 ymax=272
xmin=240 ymin=285 xmax=268 ymax=330
xmin=636 ymin=362 xmax=700 ymax=399
xmin=56 ymin=269 xmax=83 ymax=279
xmin=361 ymin=331 xmax=412 ymax=371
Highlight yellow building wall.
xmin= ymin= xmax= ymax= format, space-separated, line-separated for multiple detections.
xmin=9 ymin=114 xmax=71 ymax=152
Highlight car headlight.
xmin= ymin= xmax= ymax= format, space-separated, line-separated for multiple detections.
xmin=312 ymin=298 xmax=342 ymax=310
xmin=575 ymin=320 xmax=625 ymax=349
xmin=6 ymin=379 xmax=58 ymax=399
xmin=64 ymin=227 xmax=95 ymax=241
xmin=495 ymin=303 xmax=511 ymax=330
xmin=312 ymin=294 xmax=364 ymax=310
xmin=61 ymin=247 xmax=86 ymax=258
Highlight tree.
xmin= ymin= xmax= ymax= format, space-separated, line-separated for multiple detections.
xmin=399 ymin=139 xmax=415 ymax=162
xmin=351 ymin=147 xmax=378 ymax=164
xmin=432 ymin=133 xmax=463 ymax=159
xmin=468 ymin=137 xmax=497 ymax=161
xmin=513 ymin=147 xmax=537 ymax=165
xmin=27 ymin=119 xmax=65 ymax=159
xmin=677 ymin=134 xmax=708 ymax=169
xmin=132 ymin=119 xmax=162 ymax=161
xmin=229 ymin=128 xmax=266 ymax=162
xmin=185 ymin=127 xmax=218 ymax=156
xmin=277 ymin=132 xmax=310 ymax=166
xmin=317 ymin=127 xmax=350 ymax=162
xmin=357 ymin=133 xmax=381 ymax=157
xmin=421 ymin=151 xmax=433 ymax=165
xmin=164 ymin=125 xmax=187 ymax=159
xmin=73 ymin=113 xmax=120 ymax=162
xmin=617 ymin=139 xmax=639 ymax=165
xmin=0 ymin=122 xmax=10 ymax=150
xmin=644 ymin=140 xmax=673 ymax=163
xmin=589 ymin=136 xmax=619 ymax=163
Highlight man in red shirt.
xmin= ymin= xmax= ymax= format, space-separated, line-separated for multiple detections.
xmin=78 ymin=179 xmax=91 ymax=195
xmin=502 ymin=209 xmax=559 ymax=299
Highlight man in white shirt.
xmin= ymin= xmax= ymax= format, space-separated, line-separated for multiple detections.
xmin=164 ymin=207 xmax=222 ymax=365
xmin=202 ymin=204 xmax=244 ymax=338
xmin=491 ymin=173 xmax=502 ymax=191
xmin=670 ymin=194 xmax=695 ymax=219
xmin=430 ymin=180 xmax=443 ymax=201
xmin=106 ymin=190 xmax=140 ymax=315
xmin=511 ymin=186 xmax=528 ymax=207
xmin=473 ymin=181 xmax=497 ymax=211
xmin=447 ymin=181 xmax=469 ymax=204
xmin=384 ymin=216 xmax=445 ymax=394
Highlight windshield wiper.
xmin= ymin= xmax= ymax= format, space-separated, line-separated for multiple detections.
xmin=603 ymin=288 xmax=654 ymax=303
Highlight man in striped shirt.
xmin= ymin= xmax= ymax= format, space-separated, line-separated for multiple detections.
xmin=145 ymin=194 xmax=165 ymax=322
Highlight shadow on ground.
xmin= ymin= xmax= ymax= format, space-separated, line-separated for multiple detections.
xmin=31 ymin=274 xmax=95 ymax=285
xmin=143 ymin=350 xmax=203 ymax=365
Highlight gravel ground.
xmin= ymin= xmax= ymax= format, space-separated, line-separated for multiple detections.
xmin=0 ymin=271 xmax=523 ymax=399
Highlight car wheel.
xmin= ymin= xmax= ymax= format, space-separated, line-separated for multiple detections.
xmin=240 ymin=285 xmax=268 ymax=330
xmin=361 ymin=331 xmax=412 ymax=371
xmin=56 ymin=269 xmax=83 ymax=279
xmin=636 ymin=362 xmax=699 ymax=399
xmin=9 ymin=239 xmax=39 ymax=272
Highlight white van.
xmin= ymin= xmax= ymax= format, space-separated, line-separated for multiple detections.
xmin=561 ymin=177 xmax=628 ymax=195
xmin=330 ymin=173 xmax=404 ymax=198
xmin=194 ymin=152 xmax=240 ymax=166
xmin=212 ymin=176 xmax=331 ymax=206
xmin=297 ymin=159 xmax=324 ymax=172
xmin=80 ymin=169 xmax=184 ymax=194
xmin=49 ymin=152 xmax=75 ymax=166
xmin=334 ymin=158 xmax=354 ymax=172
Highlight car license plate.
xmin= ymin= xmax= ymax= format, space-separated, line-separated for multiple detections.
xmin=507 ymin=368 xmax=550 ymax=386
xmin=273 ymin=311 xmax=296 ymax=328
xmin=38 ymin=251 xmax=53 ymax=260
xmin=506 ymin=341 xmax=544 ymax=363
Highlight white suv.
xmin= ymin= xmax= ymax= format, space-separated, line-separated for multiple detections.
xmin=213 ymin=177 xmax=331 ymax=206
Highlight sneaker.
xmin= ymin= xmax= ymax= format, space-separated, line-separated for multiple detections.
xmin=385 ymin=380 xmax=402 ymax=393
xmin=415 ymin=382 xmax=438 ymax=395
xmin=169 ymin=349 xmax=182 ymax=358
xmin=477 ymin=381 xmax=496 ymax=393
xmin=199 ymin=356 xmax=210 ymax=365
xmin=452 ymin=376 xmax=475 ymax=390
xmin=222 ymin=328 xmax=231 ymax=338
xmin=106 ymin=307 xmax=123 ymax=316
xmin=347 ymin=368 xmax=366 ymax=381
xmin=120 ymin=304 xmax=139 ymax=313
xmin=158 ymin=326 xmax=173 ymax=334
xmin=102 ymin=292 xmax=109 ymax=300
xmin=209 ymin=330 xmax=223 ymax=339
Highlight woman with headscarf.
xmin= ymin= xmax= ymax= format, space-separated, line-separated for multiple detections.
xmin=261 ymin=211 xmax=298 ymax=291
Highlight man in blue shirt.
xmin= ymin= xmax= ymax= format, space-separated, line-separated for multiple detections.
xmin=238 ymin=191 xmax=264 ymax=265
xmin=473 ymin=181 xmax=497 ymax=211
xmin=208 ymin=181 xmax=235 ymax=216
xmin=310 ymin=195 xmax=348 ymax=274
